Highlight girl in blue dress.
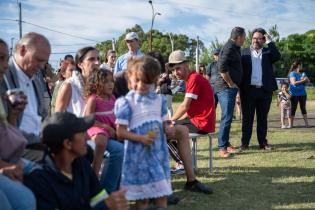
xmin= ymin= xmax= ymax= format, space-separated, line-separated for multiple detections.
xmin=114 ymin=56 xmax=172 ymax=210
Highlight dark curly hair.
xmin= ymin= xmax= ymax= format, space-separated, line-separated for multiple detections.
xmin=84 ymin=69 xmax=113 ymax=98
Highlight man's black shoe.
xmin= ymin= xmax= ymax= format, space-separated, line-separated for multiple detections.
xmin=184 ymin=180 xmax=213 ymax=194
xmin=167 ymin=194 xmax=180 ymax=205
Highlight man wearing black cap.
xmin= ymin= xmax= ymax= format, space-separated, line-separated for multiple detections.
xmin=24 ymin=112 xmax=128 ymax=210
xmin=206 ymin=48 xmax=220 ymax=107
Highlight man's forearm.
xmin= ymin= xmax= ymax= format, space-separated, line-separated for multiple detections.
xmin=220 ymin=72 xmax=237 ymax=87
xmin=172 ymin=103 xmax=188 ymax=121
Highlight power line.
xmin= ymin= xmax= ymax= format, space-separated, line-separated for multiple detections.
xmin=51 ymin=51 xmax=77 ymax=55
xmin=0 ymin=18 xmax=100 ymax=43
xmin=52 ymin=43 xmax=96 ymax=47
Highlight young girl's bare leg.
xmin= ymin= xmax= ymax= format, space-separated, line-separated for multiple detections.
xmin=135 ymin=199 xmax=149 ymax=210
xmin=92 ymin=134 xmax=108 ymax=176
xmin=153 ymin=196 xmax=167 ymax=208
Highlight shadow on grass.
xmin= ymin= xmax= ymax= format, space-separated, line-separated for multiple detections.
xmin=170 ymin=166 xmax=315 ymax=210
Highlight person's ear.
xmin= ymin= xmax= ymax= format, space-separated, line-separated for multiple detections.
xmin=63 ymin=138 xmax=72 ymax=150
xmin=78 ymin=62 xmax=84 ymax=70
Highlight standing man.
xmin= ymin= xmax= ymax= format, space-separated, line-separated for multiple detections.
xmin=113 ymin=32 xmax=143 ymax=75
xmin=206 ymin=48 xmax=220 ymax=108
xmin=113 ymin=32 xmax=143 ymax=98
xmin=2 ymin=32 xmax=50 ymax=153
xmin=216 ymin=27 xmax=246 ymax=158
xmin=240 ymin=28 xmax=281 ymax=150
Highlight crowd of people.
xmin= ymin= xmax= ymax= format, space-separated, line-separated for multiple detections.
xmin=0 ymin=25 xmax=312 ymax=210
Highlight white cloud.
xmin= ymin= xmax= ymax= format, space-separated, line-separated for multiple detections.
xmin=1 ymin=0 xmax=314 ymax=67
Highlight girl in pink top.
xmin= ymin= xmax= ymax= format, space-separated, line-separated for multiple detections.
xmin=84 ymin=69 xmax=116 ymax=175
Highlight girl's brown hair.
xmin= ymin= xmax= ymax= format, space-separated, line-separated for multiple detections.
xmin=84 ymin=69 xmax=113 ymax=98
xmin=126 ymin=55 xmax=161 ymax=85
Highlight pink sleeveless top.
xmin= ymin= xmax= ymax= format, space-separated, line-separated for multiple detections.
xmin=87 ymin=94 xmax=116 ymax=138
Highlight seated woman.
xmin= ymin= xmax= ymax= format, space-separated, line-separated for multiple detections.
xmin=0 ymin=38 xmax=36 ymax=210
xmin=54 ymin=46 xmax=123 ymax=193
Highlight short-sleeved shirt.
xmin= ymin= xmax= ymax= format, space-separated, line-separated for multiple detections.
xmin=289 ymin=71 xmax=306 ymax=96
xmin=206 ymin=61 xmax=219 ymax=93
xmin=113 ymin=50 xmax=143 ymax=75
xmin=185 ymin=71 xmax=216 ymax=133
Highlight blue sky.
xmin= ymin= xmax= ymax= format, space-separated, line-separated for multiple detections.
xmin=1 ymin=0 xmax=314 ymax=68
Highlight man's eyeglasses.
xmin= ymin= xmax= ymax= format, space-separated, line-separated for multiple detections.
xmin=126 ymin=40 xmax=135 ymax=43
xmin=252 ymin=37 xmax=265 ymax=41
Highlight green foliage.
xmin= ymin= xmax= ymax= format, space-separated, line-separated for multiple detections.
xmin=274 ymin=30 xmax=315 ymax=83
xmin=95 ymin=25 xmax=315 ymax=84
xmin=95 ymin=25 xmax=204 ymax=66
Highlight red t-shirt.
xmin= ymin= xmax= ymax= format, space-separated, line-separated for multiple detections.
xmin=185 ymin=71 xmax=216 ymax=133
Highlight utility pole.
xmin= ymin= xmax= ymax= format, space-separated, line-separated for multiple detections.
xmin=18 ymin=2 xmax=22 ymax=38
xmin=10 ymin=38 xmax=14 ymax=56
xmin=196 ymin=36 xmax=199 ymax=72
xmin=167 ymin=33 xmax=174 ymax=52
xmin=112 ymin=38 xmax=116 ymax=51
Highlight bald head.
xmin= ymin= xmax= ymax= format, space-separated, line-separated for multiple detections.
xmin=15 ymin=32 xmax=50 ymax=51
xmin=14 ymin=32 xmax=51 ymax=78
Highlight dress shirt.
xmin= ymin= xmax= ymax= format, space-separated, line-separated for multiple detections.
xmin=250 ymin=48 xmax=263 ymax=86
xmin=13 ymin=59 xmax=42 ymax=135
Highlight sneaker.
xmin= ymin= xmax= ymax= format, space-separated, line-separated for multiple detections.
xmin=171 ymin=164 xmax=185 ymax=175
xmin=218 ymin=149 xmax=230 ymax=158
xmin=171 ymin=168 xmax=185 ymax=175
xmin=167 ymin=194 xmax=180 ymax=205
xmin=239 ymin=145 xmax=249 ymax=152
xmin=260 ymin=144 xmax=272 ymax=150
xmin=227 ymin=145 xmax=239 ymax=154
xmin=281 ymin=125 xmax=286 ymax=129
xmin=184 ymin=180 xmax=213 ymax=194
xmin=286 ymin=125 xmax=292 ymax=129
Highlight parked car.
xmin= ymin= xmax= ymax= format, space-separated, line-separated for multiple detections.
xmin=276 ymin=77 xmax=289 ymax=88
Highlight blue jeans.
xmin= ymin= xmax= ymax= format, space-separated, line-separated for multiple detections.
xmin=217 ymin=87 xmax=238 ymax=149
xmin=100 ymin=139 xmax=124 ymax=193
xmin=88 ymin=139 xmax=124 ymax=193
xmin=0 ymin=190 xmax=12 ymax=210
xmin=0 ymin=174 xmax=36 ymax=210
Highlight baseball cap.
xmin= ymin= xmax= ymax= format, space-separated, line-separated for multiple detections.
xmin=42 ymin=112 xmax=94 ymax=149
xmin=166 ymin=50 xmax=187 ymax=67
xmin=212 ymin=48 xmax=220 ymax=55
xmin=125 ymin=32 xmax=139 ymax=41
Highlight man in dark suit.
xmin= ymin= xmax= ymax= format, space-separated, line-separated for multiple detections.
xmin=1 ymin=32 xmax=51 ymax=161
xmin=240 ymin=28 xmax=281 ymax=150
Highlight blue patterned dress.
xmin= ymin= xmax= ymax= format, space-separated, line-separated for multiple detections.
xmin=114 ymin=90 xmax=172 ymax=200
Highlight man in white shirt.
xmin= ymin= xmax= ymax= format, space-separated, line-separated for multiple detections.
xmin=240 ymin=28 xmax=281 ymax=151
xmin=2 ymin=32 xmax=51 ymax=160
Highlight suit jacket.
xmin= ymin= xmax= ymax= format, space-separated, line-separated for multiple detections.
xmin=240 ymin=42 xmax=281 ymax=92
xmin=0 ymin=58 xmax=47 ymax=144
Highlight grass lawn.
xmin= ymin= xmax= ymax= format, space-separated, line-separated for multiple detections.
xmin=168 ymin=89 xmax=315 ymax=210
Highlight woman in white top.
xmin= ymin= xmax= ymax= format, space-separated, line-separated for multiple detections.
xmin=55 ymin=46 xmax=124 ymax=194
xmin=55 ymin=47 xmax=100 ymax=116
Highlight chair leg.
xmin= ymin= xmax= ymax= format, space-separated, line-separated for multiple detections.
xmin=191 ymin=138 xmax=197 ymax=171
xmin=208 ymin=135 xmax=213 ymax=174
